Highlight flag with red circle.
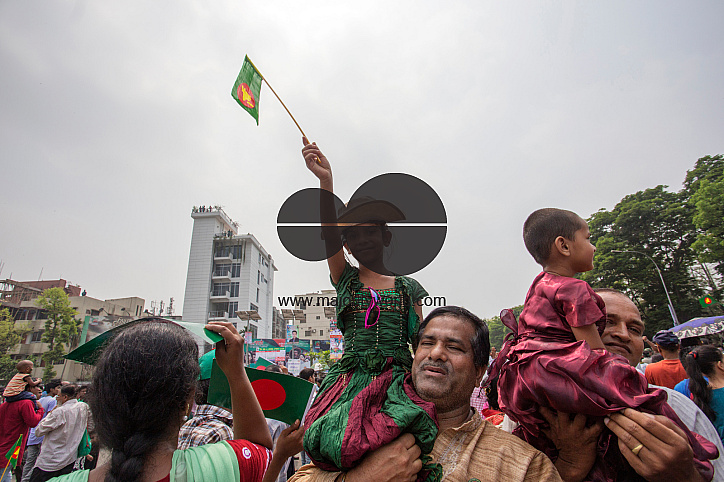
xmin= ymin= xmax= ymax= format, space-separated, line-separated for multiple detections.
xmin=208 ymin=361 xmax=316 ymax=425
xmin=231 ymin=56 xmax=263 ymax=125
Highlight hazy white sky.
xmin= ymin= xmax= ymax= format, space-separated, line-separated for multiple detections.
xmin=2 ymin=1 xmax=722 ymax=320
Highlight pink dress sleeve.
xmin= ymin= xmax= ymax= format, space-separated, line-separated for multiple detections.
xmin=554 ymin=278 xmax=606 ymax=329
xmin=226 ymin=439 xmax=273 ymax=482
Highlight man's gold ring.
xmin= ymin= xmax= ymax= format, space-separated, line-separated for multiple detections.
xmin=631 ymin=443 xmax=644 ymax=456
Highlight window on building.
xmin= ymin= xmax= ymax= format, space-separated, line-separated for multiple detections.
xmin=257 ymin=270 xmax=260 ymax=284
xmin=214 ymin=263 xmax=231 ymax=276
xmin=316 ymin=315 xmax=320 ymax=320
xmin=231 ymin=263 xmax=241 ymax=277
xmin=250 ymin=303 xmax=258 ymax=312
xmin=320 ymin=329 xmax=324 ymax=336
xmin=228 ymin=302 xmax=238 ymax=315
xmin=31 ymin=331 xmax=44 ymax=343
xmin=256 ymin=288 xmax=259 ymax=303
xmin=305 ymin=330 xmax=313 ymax=337
xmin=212 ymin=283 xmax=230 ymax=296
xmin=230 ymin=282 xmax=239 ymax=297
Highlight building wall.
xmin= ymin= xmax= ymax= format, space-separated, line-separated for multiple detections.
xmin=182 ymin=208 xmax=276 ymax=339
xmin=182 ymin=209 xmax=237 ymax=325
xmin=290 ymin=289 xmax=336 ymax=342
xmin=8 ymin=295 xmax=145 ymax=383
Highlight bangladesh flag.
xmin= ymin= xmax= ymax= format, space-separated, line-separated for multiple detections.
xmin=5 ymin=434 xmax=22 ymax=470
xmin=208 ymin=360 xmax=316 ymax=425
xmin=700 ymin=295 xmax=718 ymax=308
xmin=231 ymin=56 xmax=263 ymax=124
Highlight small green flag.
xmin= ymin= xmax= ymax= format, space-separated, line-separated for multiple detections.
xmin=231 ymin=56 xmax=263 ymax=124
xmin=208 ymin=360 xmax=315 ymax=425
xmin=700 ymin=295 xmax=718 ymax=308
xmin=5 ymin=434 xmax=22 ymax=469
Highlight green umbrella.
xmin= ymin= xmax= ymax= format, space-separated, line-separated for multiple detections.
xmin=64 ymin=317 xmax=223 ymax=365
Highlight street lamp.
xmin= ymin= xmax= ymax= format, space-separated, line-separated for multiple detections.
xmin=612 ymin=249 xmax=679 ymax=325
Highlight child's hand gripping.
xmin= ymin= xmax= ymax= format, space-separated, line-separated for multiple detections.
xmin=302 ymin=137 xmax=332 ymax=184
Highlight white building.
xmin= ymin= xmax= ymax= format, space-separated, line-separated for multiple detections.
xmin=182 ymin=206 xmax=277 ymax=338
xmin=289 ymin=289 xmax=336 ymax=342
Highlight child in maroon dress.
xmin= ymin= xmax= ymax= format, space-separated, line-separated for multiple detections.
xmin=492 ymin=208 xmax=717 ymax=481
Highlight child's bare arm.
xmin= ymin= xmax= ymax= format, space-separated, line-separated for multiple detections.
xmin=302 ymin=137 xmax=345 ymax=283
xmin=571 ymin=324 xmax=605 ymax=350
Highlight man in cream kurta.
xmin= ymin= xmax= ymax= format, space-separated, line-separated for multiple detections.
xmin=290 ymin=306 xmax=561 ymax=482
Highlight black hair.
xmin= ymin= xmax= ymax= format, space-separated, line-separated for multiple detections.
xmin=523 ymin=208 xmax=586 ymax=265
xmin=415 ymin=306 xmax=490 ymax=368
xmin=484 ymin=375 xmax=500 ymax=411
xmin=60 ymin=384 xmax=77 ymax=398
xmin=195 ymin=379 xmax=210 ymax=406
xmin=90 ymin=321 xmax=199 ymax=482
xmin=684 ymin=345 xmax=723 ymax=423
xmin=265 ymin=364 xmax=283 ymax=373
xmin=45 ymin=379 xmax=62 ymax=392
xmin=298 ymin=368 xmax=315 ymax=380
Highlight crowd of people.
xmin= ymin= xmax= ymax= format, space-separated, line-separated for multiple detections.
xmin=1 ymin=139 xmax=722 ymax=481
xmin=1 ymin=373 xmax=94 ymax=482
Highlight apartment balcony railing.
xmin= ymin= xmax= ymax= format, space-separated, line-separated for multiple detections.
xmin=212 ymin=270 xmax=231 ymax=281
xmin=208 ymin=311 xmax=229 ymax=321
xmin=209 ymin=290 xmax=231 ymax=301
xmin=213 ymin=253 xmax=234 ymax=263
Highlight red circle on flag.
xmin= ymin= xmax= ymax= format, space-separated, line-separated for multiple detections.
xmin=251 ymin=379 xmax=286 ymax=410
xmin=705 ymin=297 xmax=712 ymax=305
xmin=237 ymin=83 xmax=255 ymax=109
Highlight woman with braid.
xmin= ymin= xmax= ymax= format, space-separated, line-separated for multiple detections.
xmin=50 ymin=319 xmax=291 ymax=482
xmin=684 ymin=345 xmax=724 ymax=443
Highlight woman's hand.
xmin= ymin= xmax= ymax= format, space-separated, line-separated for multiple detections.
xmin=302 ymin=137 xmax=332 ymax=185
xmin=204 ymin=321 xmax=245 ymax=381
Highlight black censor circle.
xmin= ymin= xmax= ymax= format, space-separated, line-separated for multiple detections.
xmin=277 ymin=173 xmax=446 ymax=275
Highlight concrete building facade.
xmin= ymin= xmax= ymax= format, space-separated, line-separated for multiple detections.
xmin=289 ymin=289 xmax=336 ymax=343
xmin=182 ymin=206 xmax=277 ymax=338
xmin=3 ymin=279 xmax=144 ymax=383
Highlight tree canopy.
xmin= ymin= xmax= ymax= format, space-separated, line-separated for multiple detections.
xmin=582 ymin=155 xmax=723 ymax=335
xmin=0 ymin=308 xmax=30 ymax=382
xmin=36 ymin=287 xmax=80 ymax=379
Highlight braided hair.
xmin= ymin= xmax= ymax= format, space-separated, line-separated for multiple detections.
xmin=683 ymin=345 xmax=723 ymax=424
xmin=89 ymin=321 xmax=199 ymax=482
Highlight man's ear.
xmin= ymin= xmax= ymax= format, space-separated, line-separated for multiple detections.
xmin=553 ymin=236 xmax=571 ymax=257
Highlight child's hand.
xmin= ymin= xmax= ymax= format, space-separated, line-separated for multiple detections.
xmin=302 ymin=137 xmax=332 ymax=183
xmin=275 ymin=419 xmax=306 ymax=461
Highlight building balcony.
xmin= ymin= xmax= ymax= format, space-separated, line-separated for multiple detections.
xmin=213 ymin=253 xmax=234 ymax=263
xmin=209 ymin=311 xmax=229 ymax=321
xmin=209 ymin=290 xmax=231 ymax=302
xmin=212 ymin=270 xmax=232 ymax=282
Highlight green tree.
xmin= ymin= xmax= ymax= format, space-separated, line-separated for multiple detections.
xmin=36 ymin=288 xmax=80 ymax=379
xmin=0 ymin=308 xmax=31 ymax=382
xmin=691 ymin=169 xmax=724 ymax=278
xmin=309 ymin=350 xmax=332 ymax=370
xmin=583 ymin=183 xmax=705 ymax=334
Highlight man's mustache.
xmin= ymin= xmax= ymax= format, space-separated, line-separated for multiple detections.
xmin=419 ymin=361 xmax=449 ymax=374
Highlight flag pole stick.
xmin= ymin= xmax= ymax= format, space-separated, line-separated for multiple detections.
xmin=263 ymin=79 xmax=307 ymax=139
xmin=245 ymin=57 xmax=307 ymax=138
xmin=1 ymin=462 xmax=10 ymax=480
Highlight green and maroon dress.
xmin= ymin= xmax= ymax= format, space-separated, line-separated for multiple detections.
xmin=303 ymin=263 xmax=441 ymax=481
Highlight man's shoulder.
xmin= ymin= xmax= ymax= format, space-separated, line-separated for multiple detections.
xmin=464 ymin=418 xmax=561 ymax=480
xmin=475 ymin=418 xmax=542 ymax=453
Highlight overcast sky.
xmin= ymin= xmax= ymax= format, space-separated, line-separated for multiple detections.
xmin=1 ymin=1 xmax=722 ymax=321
